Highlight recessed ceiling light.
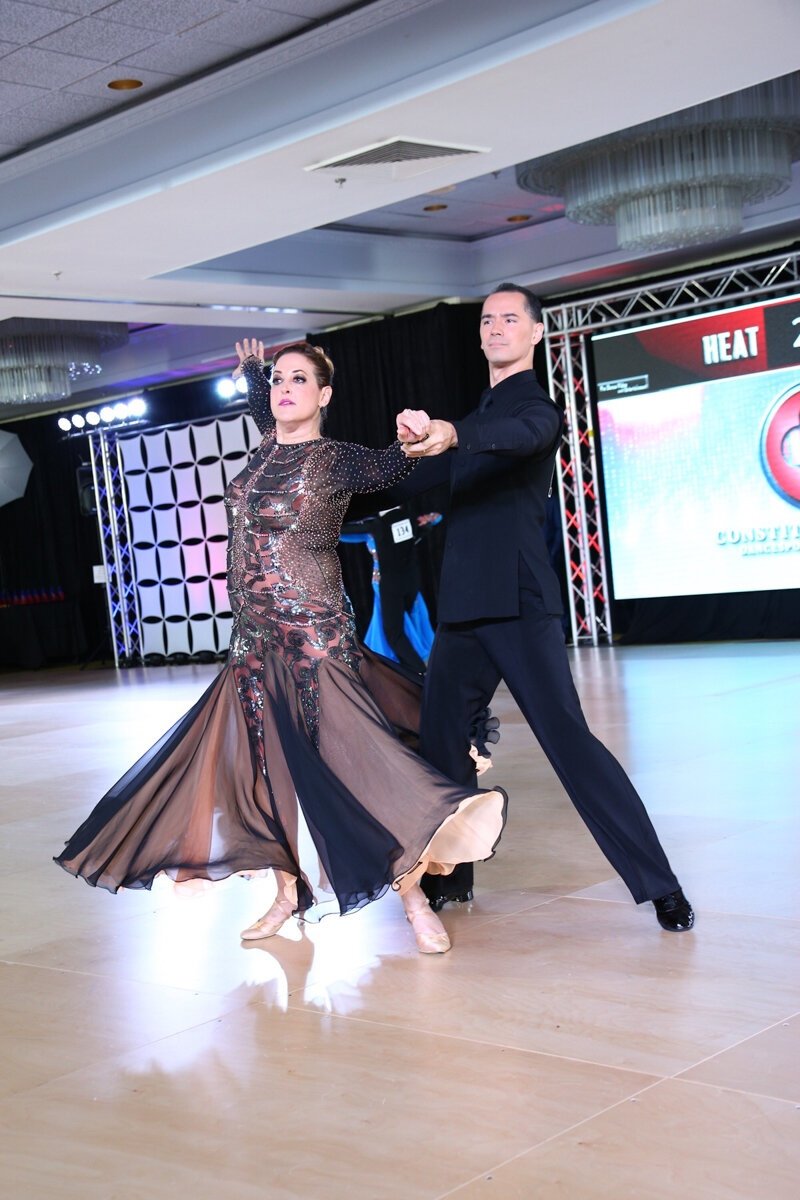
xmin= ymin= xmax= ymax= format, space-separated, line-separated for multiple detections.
xmin=423 ymin=203 xmax=448 ymax=212
xmin=107 ymin=78 xmax=143 ymax=91
xmin=506 ymin=213 xmax=531 ymax=223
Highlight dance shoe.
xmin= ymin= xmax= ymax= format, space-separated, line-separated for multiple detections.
xmin=405 ymin=902 xmax=452 ymax=954
xmin=652 ymin=888 xmax=695 ymax=932
xmin=428 ymin=890 xmax=473 ymax=913
xmin=240 ymin=896 xmax=296 ymax=941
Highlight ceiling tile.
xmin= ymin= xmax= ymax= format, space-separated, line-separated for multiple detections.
xmin=0 ymin=1 xmax=77 ymax=42
xmin=33 ymin=16 xmax=161 ymax=59
xmin=0 ymin=78 xmax=48 ymax=113
xmin=4 ymin=87 xmax=109 ymax=128
xmin=120 ymin=30 xmax=241 ymax=74
xmin=0 ymin=45 xmax=106 ymax=87
xmin=97 ymin=0 xmax=231 ymax=36
xmin=188 ymin=3 xmax=306 ymax=50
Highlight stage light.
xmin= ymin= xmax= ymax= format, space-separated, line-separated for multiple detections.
xmin=236 ymin=376 xmax=249 ymax=394
xmin=55 ymin=400 xmax=147 ymax=433
xmin=216 ymin=378 xmax=236 ymax=400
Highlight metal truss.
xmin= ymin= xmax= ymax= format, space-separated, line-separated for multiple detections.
xmin=542 ymin=247 xmax=800 ymax=645
xmin=89 ymin=428 xmax=142 ymax=666
xmin=544 ymin=322 xmax=612 ymax=646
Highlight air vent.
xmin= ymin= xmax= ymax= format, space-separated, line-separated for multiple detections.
xmin=305 ymin=137 xmax=489 ymax=181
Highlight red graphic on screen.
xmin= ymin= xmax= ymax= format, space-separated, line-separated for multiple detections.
xmin=634 ymin=306 xmax=767 ymax=380
xmin=761 ymin=385 xmax=800 ymax=507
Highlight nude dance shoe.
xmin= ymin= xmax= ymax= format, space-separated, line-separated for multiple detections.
xmin=405 ymin=899 xmax=452 ymax=954
xmin=240 ymin=891 xmax=297 ymax=941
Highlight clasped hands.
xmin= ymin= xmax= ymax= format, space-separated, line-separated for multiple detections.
xmin=397 ymin=409 xmax=457 ymax=456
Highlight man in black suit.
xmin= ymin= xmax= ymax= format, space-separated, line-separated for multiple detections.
xmin=396 ymin=283 xmax=694 ymax=932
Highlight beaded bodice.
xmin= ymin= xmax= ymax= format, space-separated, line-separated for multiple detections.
xmin=224 ymin=357 xmax=415 ymax=744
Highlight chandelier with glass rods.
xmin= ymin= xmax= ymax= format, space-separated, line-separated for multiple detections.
xmin=516 ymin=73 xmax=800 ymax=251
xmin=0 ymin=319 xmax=129 ymax=406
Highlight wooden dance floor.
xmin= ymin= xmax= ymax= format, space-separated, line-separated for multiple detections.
xmin=1 ymin=641 xmax=799 ymax=1199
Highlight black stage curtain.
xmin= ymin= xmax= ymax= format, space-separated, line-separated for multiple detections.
xmin=312 ymin=302 xmax=487 ymax=633
xmin=4 ymin=298 xmax=792 ymax=665
xmin=0 ymin=416 xmax=103 ymax=668
xmin=0 ymin=304 xmax=488 ymax=667
xmin=0 ymin=377 xmax=234 ymax=670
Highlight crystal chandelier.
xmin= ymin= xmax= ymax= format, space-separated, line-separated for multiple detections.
xmin=0 ymin=319 xmax=129 ymax=406
xmin=516 ymin=73 xmax=800 ymax=251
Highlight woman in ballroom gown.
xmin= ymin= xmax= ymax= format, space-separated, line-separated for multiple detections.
xmin=55 ymin=339 xmax=507 ymax=954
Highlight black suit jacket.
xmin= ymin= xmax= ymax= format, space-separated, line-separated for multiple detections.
xmin=398 ymin=369 xmax=563 ymax=622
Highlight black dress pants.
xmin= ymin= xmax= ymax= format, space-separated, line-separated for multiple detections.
xmin=419 ymin=594 xmax=679 ymax=905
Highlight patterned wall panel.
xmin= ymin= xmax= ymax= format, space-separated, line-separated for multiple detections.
xmin=118 ymin=413 xmax=260 ymax=658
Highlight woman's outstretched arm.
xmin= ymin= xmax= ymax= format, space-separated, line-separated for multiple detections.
xmin=233 ymin=338 xmax=274 ymax=436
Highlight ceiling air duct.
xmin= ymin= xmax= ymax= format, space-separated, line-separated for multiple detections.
xmin=306 ymin=136 xmax=488 ymax=181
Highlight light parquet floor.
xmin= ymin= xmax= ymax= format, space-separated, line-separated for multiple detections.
xmin=1 ymin=641 xmax=799 ymax=1199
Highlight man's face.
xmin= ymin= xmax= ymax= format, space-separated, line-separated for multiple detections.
xmin=480 ymin=291 xmax=544 ymax=372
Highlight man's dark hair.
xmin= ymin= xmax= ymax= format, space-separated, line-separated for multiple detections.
xmin=491 ymin=282 xmax=543 ymax=323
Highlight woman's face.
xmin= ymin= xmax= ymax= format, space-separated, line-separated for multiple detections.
xmin=269 ymin=352 xmax=331 ymax=433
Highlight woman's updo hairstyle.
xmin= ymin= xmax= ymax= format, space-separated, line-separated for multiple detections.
xmin=271 ymin=341 xmax=334 ymax=389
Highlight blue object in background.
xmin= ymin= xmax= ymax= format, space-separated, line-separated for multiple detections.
xmin=340 ymin=530 xmax=435 ymax=665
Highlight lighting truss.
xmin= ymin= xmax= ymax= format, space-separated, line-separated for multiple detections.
xmin=88 ymin=428 xmax=142 ymax=666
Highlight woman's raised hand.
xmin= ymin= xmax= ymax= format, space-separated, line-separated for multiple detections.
xmin=233 ymin=338 xmax=265 ymax=377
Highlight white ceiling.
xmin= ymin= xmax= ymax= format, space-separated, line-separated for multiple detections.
xmin=2 ymin=0 xmax=800 ymax=415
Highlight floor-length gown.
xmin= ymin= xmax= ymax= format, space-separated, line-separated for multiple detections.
xmin=55 ymin=357 xmax=507 ymax=918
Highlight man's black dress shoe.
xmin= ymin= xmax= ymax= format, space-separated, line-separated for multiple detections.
xmin=652 ymin=888 xmax=695 ymax=932
xmin=428 ymin=890 xmax=473 ymax=913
